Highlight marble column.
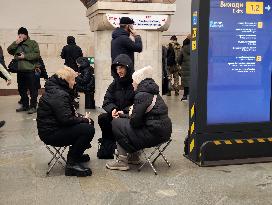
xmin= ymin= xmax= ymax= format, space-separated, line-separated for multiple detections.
xmin=83 ymin=1 xmax=176 ymax=107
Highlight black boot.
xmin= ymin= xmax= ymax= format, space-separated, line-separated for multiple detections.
xmin=97 ymin=138 xmax=116 ymax=159
xmin=65 ymin=156 xmax=92 ymax=177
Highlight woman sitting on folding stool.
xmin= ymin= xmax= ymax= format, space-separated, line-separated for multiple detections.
xmin=37 ymin=66 xmax=95 ymax=177
xmin=106 ymin=65 xmax=172 ymax=171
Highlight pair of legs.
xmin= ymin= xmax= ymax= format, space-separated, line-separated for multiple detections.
xmin=167 ymin=65 xmax=180 ymax=96
xmin=17 ymin=72 xmax=38 ymax=112
xmin=106 ymin=118 xmax=142 ymax=171
xmin=97 ymin=113 xmax=116 ymax=159
xmin=42 ymin=123 xmax=95 ymax=161
xmin=41 ymin=123 xmax=95 ymax=176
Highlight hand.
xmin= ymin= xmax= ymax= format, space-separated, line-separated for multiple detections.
xmin=18 ymin=53 xmax=24 ymax=59
xmin=85 ymin=111 xmax=91 ymax=119
xmin=129 ymin=27 xmax=137 ymax=37
xmin=7 ymin=80 xmax=11 ymax=86
xmin=117 ymin=111 xmax=124 ymax=116
xmin=112 ymin=109 xmax=119 ymax=118
xmin=16 ymin=36 xmax=24 ymax=44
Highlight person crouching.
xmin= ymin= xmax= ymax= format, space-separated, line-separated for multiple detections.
xmin=106 ymin=66 xmax=172 ymax=171
xmin=37 ymin=66 xmax=95 ymax=177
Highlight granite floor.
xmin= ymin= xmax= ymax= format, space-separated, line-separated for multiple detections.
xmin=1 ymin=95 xmax=272 ymax=205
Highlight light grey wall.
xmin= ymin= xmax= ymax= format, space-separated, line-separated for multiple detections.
xmin=0 ymin=0 xmax=90 ymax=31
xmin=167 ymin=0 xmax=191 ymax=35
xmin=0 ymin=0 xmax=190 ymax=34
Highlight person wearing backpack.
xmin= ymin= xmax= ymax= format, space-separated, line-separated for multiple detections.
xmin=166 ymin=35 xmax=181 ymax=96
xmin=106 ymin=65 xmax=172 ymax=171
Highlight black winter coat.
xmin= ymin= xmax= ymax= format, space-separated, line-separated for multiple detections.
xmin=112 ymin=78 xmax=172 ymax=152
xmin=37 ymin=75 xmax=89 ymax=138
xmin=75 ymin=58 xmax=95 ymax=93
xmin=61 ymin=36 xmax=83 ymax=72
xmin=111 ymin=28 xmax=142 ymax=67
xmin=103 ymin=54 xmax=135 ymax=114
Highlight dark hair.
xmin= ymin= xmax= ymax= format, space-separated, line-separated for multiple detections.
xmin=170 ymin=35 xmax=177 ymax=41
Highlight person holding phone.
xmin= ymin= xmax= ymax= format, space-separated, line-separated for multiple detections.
xmin=7 ymin=27 xmax=40 ymax=114
xmin=111 ymin=17 xmax=143 ymax=77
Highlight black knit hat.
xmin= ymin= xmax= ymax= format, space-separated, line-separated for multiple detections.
xmin=18 ymin=27 xmax=28 ymax=36
xmin=120 ymin=17 xmax=134 ymax=25
xmin=170 ymin=35 xmax=177 ymax=41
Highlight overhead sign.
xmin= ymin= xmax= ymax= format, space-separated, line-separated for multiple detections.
xmin=106 ymin=14 xmax=168 ymax=30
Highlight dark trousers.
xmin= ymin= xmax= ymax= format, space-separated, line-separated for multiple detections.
xmin=41 ymin=123 xmax=95 ymax=160
xmin=17 ymin=72 xmax=38 ymax=108
xmin=98 ymin=113 xmax=114 ymax=140
xmin=184 ymin=87 xmax=189 ymax=97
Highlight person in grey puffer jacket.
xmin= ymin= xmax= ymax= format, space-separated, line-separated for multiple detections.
xmin=106 ymin=65 xmax=172 ymax=171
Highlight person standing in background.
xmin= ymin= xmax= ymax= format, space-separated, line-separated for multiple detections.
xmin=61 ymin=36 xmax=83 ymax=72
xmin=111 ymin=17 xmax=142 ymax=76
xmin=167 ymin=35 xmax=181 ymax=96
xmin=179 ymin=34 xmax=191 ymax=101
xmin=7 ymin=27 xmax=40 ymax=114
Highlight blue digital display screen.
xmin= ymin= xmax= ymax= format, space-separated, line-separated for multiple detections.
xmin=207 ymin=0 xmax=272 ymax=124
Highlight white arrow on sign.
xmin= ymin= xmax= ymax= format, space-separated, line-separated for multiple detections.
xmin=265 ymin=5 xmax=271 ymax=11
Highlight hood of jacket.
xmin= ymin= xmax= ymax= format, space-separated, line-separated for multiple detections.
xmin=77 ymin=57 xmax=90 ymax=69
xmin=136 ymin=78 xmax=159 ymax=95
xmin=111 ymin=54 xmax=133 ymax=84
xmin=112 ymin=28 xmax=129 ymax=39
xmin=67 ymin=36 xmax=76 ymax=45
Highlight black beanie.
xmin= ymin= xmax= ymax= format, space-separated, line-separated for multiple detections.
xmin=18 ymin=27 xmax=28 ymax=36
xmin=120 ymin=17 xmax=134 ymax=25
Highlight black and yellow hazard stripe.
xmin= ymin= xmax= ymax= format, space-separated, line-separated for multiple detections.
xmin=213 ymin=138 xmax=272 ymax=146
xmin=189 ymin=104 xmax=195 ymax=153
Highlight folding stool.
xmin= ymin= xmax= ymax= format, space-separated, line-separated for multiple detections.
xmin=45 ymin=145 xmax=68 ymax=175
xmin=138 ymin=139 xmax=172 ymax=175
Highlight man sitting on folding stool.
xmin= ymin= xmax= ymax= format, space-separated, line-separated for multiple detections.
xmin=37 ymin=67 xmax=95 ymax=177
xmin=106 ymin=66 xmax=172 ymax=173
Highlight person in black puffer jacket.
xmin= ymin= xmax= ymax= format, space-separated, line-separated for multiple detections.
xmin=106 ymin=65 xmax=172 ymax=171
xmin=37 ymin=66 xmax=95 ymax=177
xmin=111 ymin=17 xmax=142 ymax=76
xmin=75 ymin=57 xmax=95 ymax=109
xmin=61 ymin=36 xmax=83 ymax=72
xmin=75 ymin=57 xmax=95 ymax=93
xmin=97 ymin=54 xmax=135 ymax=159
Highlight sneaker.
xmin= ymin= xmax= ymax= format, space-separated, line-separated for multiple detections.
xmin=106 ymin=154 xmax=129 ymax=171
xmin=0 ymin=121 xmax=5 ymax=128
xmin=128 ymin=152 xmax=141 ymax=165
xmin=28 ymin=107 xmax=37 ymax=114
xmin=181 ymin=96 xmax=188 ymax=101
xmin=16 ymin=107 xmax=29 ymax=112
